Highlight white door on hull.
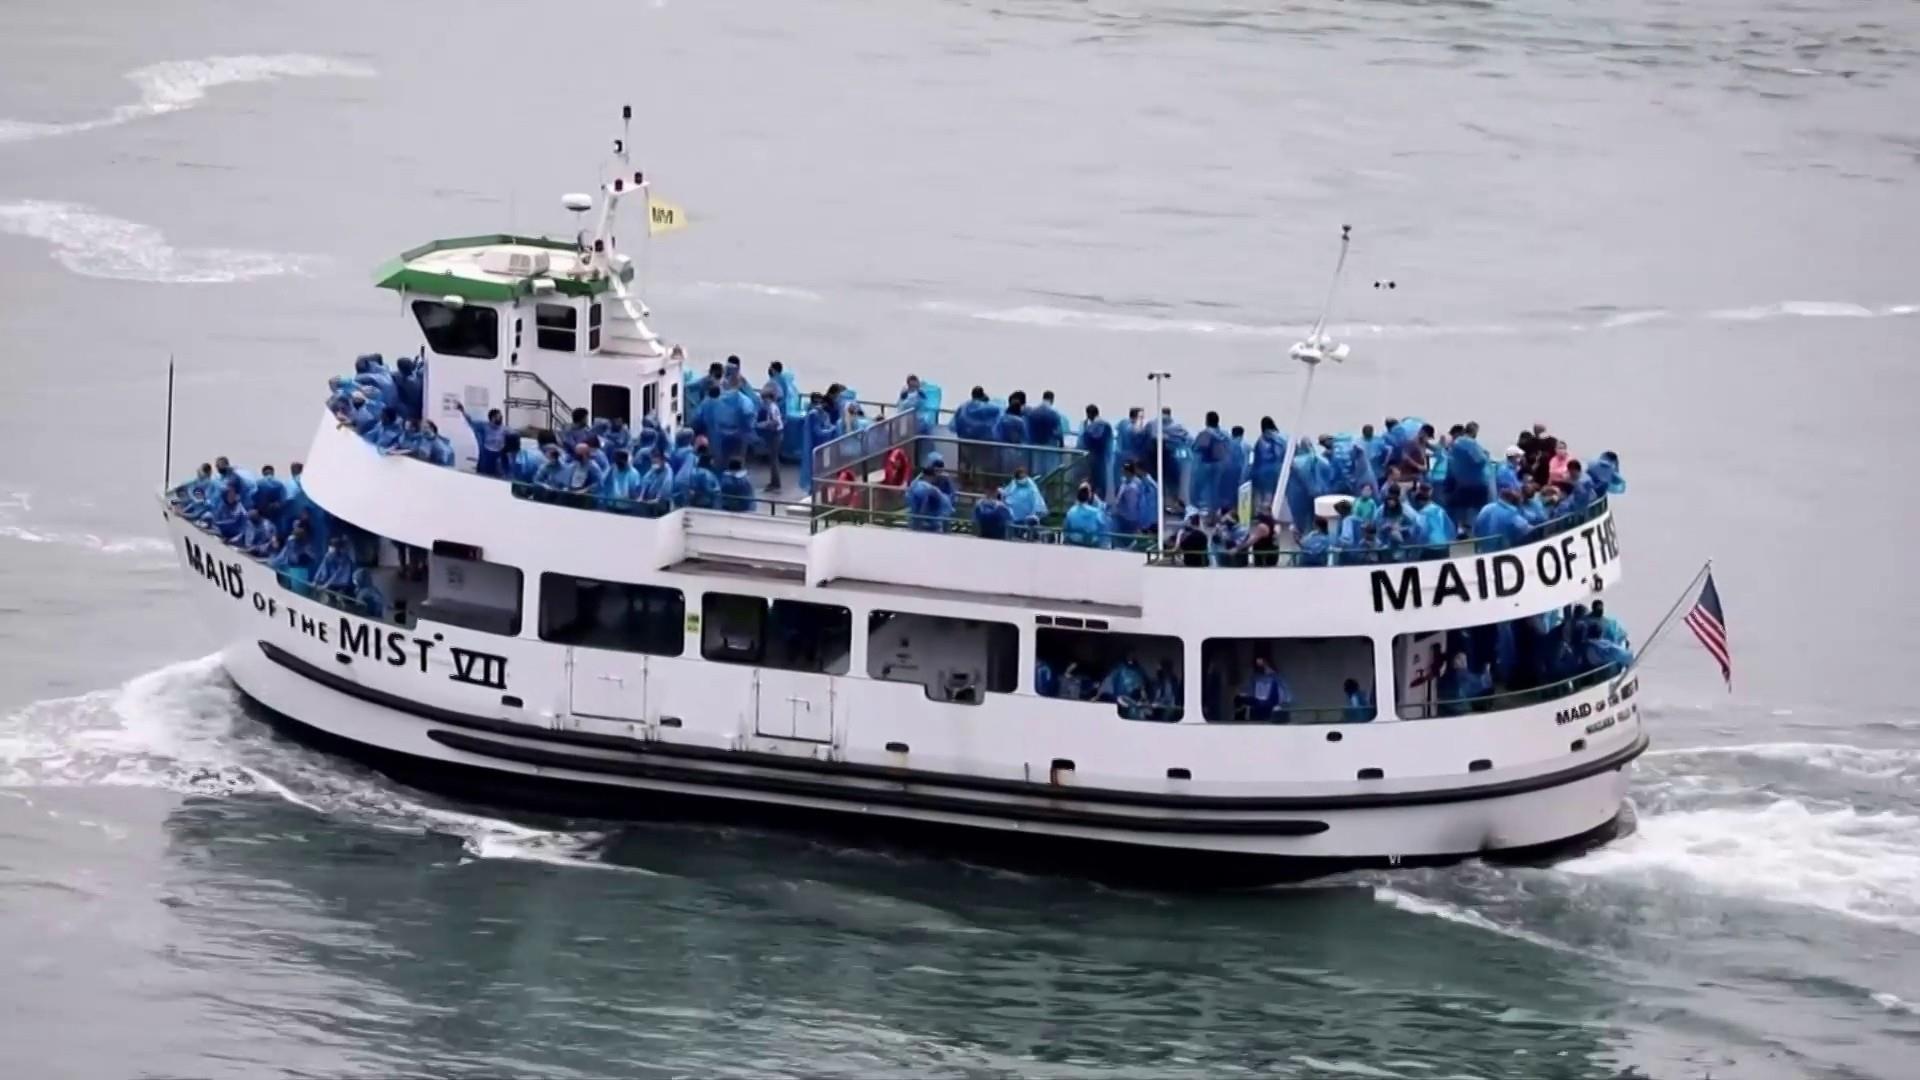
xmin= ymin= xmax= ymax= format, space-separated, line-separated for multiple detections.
xmin=568 ymin=647 xmax=648 ymax=724
xmin=753 ymin=668 xmax=834 ymax=743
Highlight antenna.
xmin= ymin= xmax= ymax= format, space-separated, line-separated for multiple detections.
xmin=1268 ymin=226 xmax=1356 ymax=523
xmin=163 ymin=355 xmax=175 ymax=491
xmin=617 ymin=104 xmax=632 ymax=167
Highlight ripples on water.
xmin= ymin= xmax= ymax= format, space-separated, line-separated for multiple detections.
xmin=0 ymin=660 xmax=1916 ymax=1077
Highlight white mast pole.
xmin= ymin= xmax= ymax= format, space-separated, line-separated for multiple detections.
xmin=1148 ymin=370 xmax=1171 ymax=553
xmin=1269 ymin=225 xmax=1353 ymax=525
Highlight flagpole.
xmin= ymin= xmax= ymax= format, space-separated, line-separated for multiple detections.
xmin=1609 ymin=558 xmax=1712 ymax=689
xmin=163 ymin=354 xmax=175 ymax=490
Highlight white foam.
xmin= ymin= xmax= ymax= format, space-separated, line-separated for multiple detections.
xmin=0 ymin=53 xmax=373 ymax=145
xmin=0 ymin=657 xmax=658 ymax=876
xmin=1597 ymin=309 xmax=1669 ymax=329
xmin=920 ymin=301 xmax=1520 ymax=341
xmin=0 ymin=524 xmax=173 ymax=558
xmin=1873 ymin=991 xmax=1917 ymax=1014
xmin=689 ymin=280 xmax=824 ymax=302
xmin=1706 ymin=300 xmax=1880 ymax=321
xmin=1371 ymin=886 xmax=1573 ymax=952
xmin=1560 ymin=800 xmax=1920 ymax=933
xmin=1646 ymin=742 xmax=1920 ymax=783
xmin=0 ymin=199 xmax=323 ymax=283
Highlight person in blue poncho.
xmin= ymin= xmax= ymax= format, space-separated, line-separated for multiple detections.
xmin=1223 ymin=426 xmax=1249 ymax=514
xmin=667 ymin=428 xmax=697 ymax=474
xmin=600 ymin=449 xmax=643 ymax=509
xmin=751 ymin=386 xmax=785 ymax=493
xmin=237 ymin=509 xmax=278 ymax=558
xmin=1297 ymin=517 xmax=1333 ymax=567
xmin=269 ymin=520 xmax=315 ymax=583
xmin=394 ymin=356 xmax=425 ymax=420
xmin=907 ymin=465 xmax=953 ymax=531
xmin=953 ymin=386 xmax=1002 ymax=442
xmin=1471 ymin=489 xmax=1533 ymax=552
xmin=353 ymin=353 xmax=395 ymax=405
xmin=1447 ymin=421 xmax=1492 ymax=525
xmin=455 ymin=403 xmax=508 ymax=477
xmin=1588 ymin=599 xmax=1629 ymax=648
xmin=1190 ymin=412 xmax=1227 ymax=515
xmin=532 ymin=445 xmax=567 ymax=490
xmin=1001 ymin=467 xmax=1047 ymax=536
xmin=417 ymin=420 xmax=455 ymax=466
xmin=636 ymin=449 xmax=675 ymax=516
xmin=1026 ymin=390 xmax=1064 ymax=448
xmin=563 ymin=444 xmax=605 ymax=503
xmin=1343 ymin=678 xmax=1375 ymax=723
xmin=502 ymin=434 xmax=542 ymax=483
xmin=993 ymin=396 xmax=1028 ymax=450
xmin=212 ymin=457 xmax=255 ymax=503
xmin=1064 ymin=486 xmax=1107 ymax=548
xmin=600 ymin=417 xmax=633 ymax=456
xmin=1580 ymin=622 xmax=1632 ymax=677
xmin=683 ymin=453 xmax=721 ymax=509
xmin=719 ymin=459 xmax=756 ymax=513
xmin=1154 ymin=407 xmax=1191 ymax=501
xmin=1034 ymin=659 xmax=1059 ymax=699
xmin=210 ymin=488 xmax=248 ymax=542
xmin=1281 ymin=438 xmax=1318 ymax=532
xmin=1494 ymin=445 xmax=1526 ymax=496
xmin=1408 ymin=484 xmax=1453 ymax=556
xmin=313 ymin=536 xmax=356 ymax=595
xmin=1237 ymin=656 xmax=1290 ymax=723
xmin=1098 ymin=655 xmax=1149 ymax=718
xmin=1345 ymin=442 xmax=1377 ymax=505
xmin=1250 ymin=420 xmax=1288 ymax=515
xmin=897 ymin=374 xmax=925 ymax=417
xmin=1112 ymin=460 xmax=1149 ymax=536
xmin=557 ymin=407 xmax=593 ymax=454
xmin=703 ymin=383 xmax=757 ymax=469
xmin=1079 ymin=404 xmax=1114 ymax=498
xmin=1588 ymin=450 xmax=1627 ymax=495
xmin=971 ymin=489 xmax=1012 ymax=540
xmin=800 ymin=393 xmax=839 ymax=493
xmin=1363 ymin=423 xmax=1391 ymax=481
xmin=350 ymin=568 xmax=387 ymax=619
xmin=1116 ymin=407 xmax=1147 ymax=475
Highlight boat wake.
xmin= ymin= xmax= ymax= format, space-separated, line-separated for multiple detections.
xmin=0 ymin=200 xmax=324 ymax=284
xmin=0 ymin=54 xmax=374 ymax=146
xmin=0 ymin=656 xmax=651 ymax=875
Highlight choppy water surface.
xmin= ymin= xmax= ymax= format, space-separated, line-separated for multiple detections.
xmin=1 ymin=1 xmax=1916 ymax=1076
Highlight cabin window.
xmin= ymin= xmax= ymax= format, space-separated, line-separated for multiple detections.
xmin=410 ymin=300 xmax=499 ymax=359
xmin=1392 ymin=611 xmax=1625 ymax=719
xmin=415 ymin=544 xmax=523 ymax=637
xmin=1034 ymin=627 xmax=1183 ymax=721
xmin=588 ymin=302 xmax=603 ymax=352
xmin=700 ymin=593 xmax=851 ymax=674
xmin=536 ymin=302 xmax=578 ymax=352
xmin=1201 ymin=636 xmax=1376 ymax=724
xmin=537 ymin=574 xmax=683 ymax=656
xmin=867 ymin=611 xmax=1018 ymax=705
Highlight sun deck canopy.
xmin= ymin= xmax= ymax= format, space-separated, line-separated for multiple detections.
xmin=372 ymin=234 xmax=634 ymax=303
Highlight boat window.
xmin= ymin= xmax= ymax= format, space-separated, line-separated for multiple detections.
xmin=537 ymin=574 xmax=683 ymax=656
xmin=1034 ymin=627 xmax=1183 ymax=721
xmin=588 ymin=302 xmax=603 ymax=352
xmin=536 ymin=302 xmax=578 ymax=352
xmin=867 ymin=611 xmax=1018 ymax=705
xmin=700 ymin=593 xmax=851 ymax=675
xmin=1392 ymin=608 xmax=1628 ymax=719
xmin=1200 ymin=636 xmax=1376 ymax=724
xmin=417 ymin=545 xmax=523 ymax=637
xmin=410 ymin=300 xmax=499 ymax=359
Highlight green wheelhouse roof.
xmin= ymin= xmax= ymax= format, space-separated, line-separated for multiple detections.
xmin=372 ymin=234 xmax=634 ymax=303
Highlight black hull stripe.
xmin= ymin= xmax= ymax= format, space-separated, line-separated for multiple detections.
xmin=258 ymin=640 xmax=1647 ymax=812
xmin=425 ymin=728 xmax=1328 ymax=836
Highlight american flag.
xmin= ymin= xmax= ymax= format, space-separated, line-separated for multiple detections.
xmin=1684 ymin=570 xmax=1731 ymax=690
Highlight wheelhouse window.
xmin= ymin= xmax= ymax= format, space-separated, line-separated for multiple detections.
xmin=868 ymin=611 xmax=1018 ymax=705
xmin=1035 ymin=626 xmax=1183 ymax=721
xmin=536 ymin=302 xmax=578 ymax=352
xmin=1393 ymin=606 xmax=1628 ymax=719
xmin=588 ymin=302 xmax=603 ymax=352
xmin=1201 ymin=636 xmax=1376 ymax=724
xmin=700 ymin=593 xmax=851 ymax=674
xmin=417 ymin=541 xmax=523 ymax=636
xmin=538 ymin=574 xmax=684 ymax=656
xmin=411 ymin=300 xmax=499 ymax=359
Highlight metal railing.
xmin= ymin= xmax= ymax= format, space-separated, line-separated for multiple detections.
xmin=504 ymin=369 xmax=575 ymax=435
xmin=1395 ymin=662 xmax=1620 ymax=720
xmin=506 ymin=479 xmax=813 ymax=520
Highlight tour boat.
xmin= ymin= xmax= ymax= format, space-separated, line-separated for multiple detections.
xmin=159 ymin=130 xmax=1646 ymax=885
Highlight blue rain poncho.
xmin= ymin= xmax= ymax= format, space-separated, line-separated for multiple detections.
xmin=394 ymin=358 xmax=425 ymax=419
xmin=1223 ymin=433 xmax=1249 ymax=514
xmin=269 ymin=534 xmax=314 ymax=573
xmin=702 ymin=387 xmax=758 ymax=465
xmin=1346 ymin=444 xmax=1377 ymax=501
xmin=907 ymin=477 xmax=953 ymax=531
xmin=953 ymin=398 xmax=1002 ymax=442
xmin=1112 ymin=475 xmax=1147 ymax=534
xmin=1250 ymin=430 xmax=1285 ymax=514
xmin=800 ymin=403 xmax=839 ymax=491
xmin=1448 ymin=435 xmax=1491 ymax=512
xmin=239 ymin=516 xmax=277 ymax=558
xmin=508 ymin=444 xmax=545 ymax=483
xmin=684 ymin=464 xmax=720 ymax=509
xmin=313 ymin=544 xmax=356 ymax=592
xmin=1078 ymin=416 xmax=1114 ymax=497
xmin=1115 ymin=415 xmax=1146 ymax=470
xmin=462 ymin=413 xmax=508 ymax=476
xmin=1154 ymin=415 xmax=1192 ymax=497
xmin=1284 ymin=441 xmax=1319 ymax=531
xmin=1190 ymin=423 xmax=1227 ymax=514
xmin=1099 ymin=660 xmax=1147 ymax=705
xmin=1365 ymin=430 xmax=1391 ymax=479
xmin=212 ymin=495 xmax=248 ymax=542
xmin=351 ymin=569 xmax=387 ymax=619
xmin=993 ymin=409 xmax=1028 ymax=447
xmin=1471 ymin=501 xmax=1533 ymax=551
xmin=1064 ymin=501 xmax=1107 ymax=547
xmin=1033 ymin=660 xmax=1058 ymax=698
xmin=719 ymin=467 xmax=756 ymax=512
xmin=600 ymin=462 xmax=642 ymax=506
xmin=1025 ymin=400 xmax=1064 ymax=447
xmin=1244 ymin=669 xmax=1289 ymax=720
xmin=1588 ymin=451 xmax=1627 ymax=495
xmin=972 ymin=497 xmax=1012 ymax=540
xmin=1001 ymin=477 xmax=1046 ymax=522
xmin=636 ymin=463 xmax=674 ymax=513
xmin=1298 ymin=529 xmax=1332 ymax=566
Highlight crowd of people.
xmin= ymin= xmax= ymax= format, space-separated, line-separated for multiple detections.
xmin=1032 ymin=654 xmax=1185 ymax=722
xmin=172 ymin=456 xmax=389 ymax=618
xmin=1411 ymin=598 xmax=1633 ymax=717
xmin=317 ymin=350 xmax=1625 ymax=566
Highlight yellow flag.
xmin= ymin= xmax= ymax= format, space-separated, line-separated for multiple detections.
xmin=647 ymin=198 xmax=688 ymax=235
